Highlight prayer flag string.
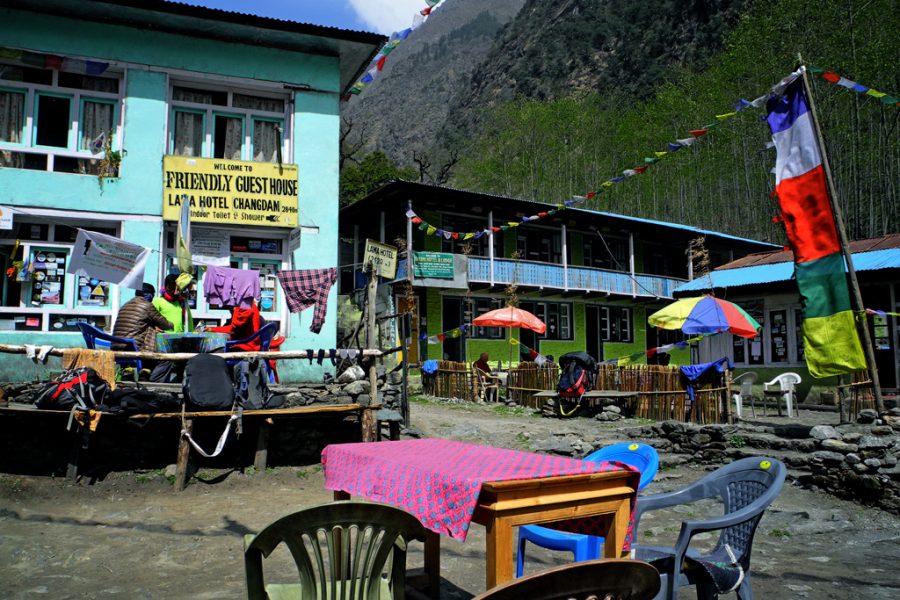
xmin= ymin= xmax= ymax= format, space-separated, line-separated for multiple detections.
xmin=809 ymin=66 xmax=900 ymax=108
xmin=344 ymin=1 xmax=445 ymax=99
xmin=0 ymin=47 xmax=108 ymax=75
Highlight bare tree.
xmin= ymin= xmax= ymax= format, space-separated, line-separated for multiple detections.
xmin=413 ymin=149 xmax=459 ymax=185
xmin=340 ymin=116 xmax=370 ymax=170
xmin=435 ymin=149 xmax=459 ymax=185
xmin=412 ymin=150 xmax=432 ymax=183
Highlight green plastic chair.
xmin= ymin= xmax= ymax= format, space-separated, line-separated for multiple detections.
xmin=244 ymin=501 xmax=428 ymax=600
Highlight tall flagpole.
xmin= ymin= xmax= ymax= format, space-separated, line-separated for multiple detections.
xmin=797 ymin=56 xmax=884 ymax=414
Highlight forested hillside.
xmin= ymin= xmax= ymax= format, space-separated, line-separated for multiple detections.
xmin=449 ymin=0 xmax=900 ymax=242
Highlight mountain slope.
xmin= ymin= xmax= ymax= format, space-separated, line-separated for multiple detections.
xmin=342 ymin=0 xmax=525 ymax=166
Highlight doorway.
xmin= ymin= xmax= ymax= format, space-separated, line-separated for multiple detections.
xmin=585 ymin=305 xmax=603 ymax=363
xmin=441 ymin=297 xmax=465 ymax=362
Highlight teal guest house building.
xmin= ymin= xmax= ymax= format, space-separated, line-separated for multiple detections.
xmin=0 ymin=0 xmax=383 ymax=381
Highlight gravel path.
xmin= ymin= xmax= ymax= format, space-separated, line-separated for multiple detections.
xmin=1 ymin=398 xmax=898 ymax=599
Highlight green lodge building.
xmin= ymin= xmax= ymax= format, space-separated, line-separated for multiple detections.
xmin=339 ymin=181 xmax=775 ymax=367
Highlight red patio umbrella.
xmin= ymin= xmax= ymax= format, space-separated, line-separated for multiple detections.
xmin=473 ymin=306 xmax=546 ymax=369
xmin=472 ymin=306 xmax=547 ymax=333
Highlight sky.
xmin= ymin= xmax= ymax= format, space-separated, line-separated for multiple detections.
xmin=175 ymin=0 xmax=431 ymax=35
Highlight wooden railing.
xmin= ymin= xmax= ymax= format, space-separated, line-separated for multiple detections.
xmin=422 ymin=360 xmax=472 ymax=401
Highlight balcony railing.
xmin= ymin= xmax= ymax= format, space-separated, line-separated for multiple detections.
xmin=467 ymin=257 xmax=685 ymax=299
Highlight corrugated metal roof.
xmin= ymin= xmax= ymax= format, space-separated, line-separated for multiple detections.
xmin=349 ymin=180 xmax=776 ymax=248
xmin=718 ymin=233 xmax=900 ymax=269
xmin=675 ymin=247 xmax=900 ymax=293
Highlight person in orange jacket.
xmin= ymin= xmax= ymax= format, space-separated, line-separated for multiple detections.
xmin=210 ymin=300 xmax=285 ymax=381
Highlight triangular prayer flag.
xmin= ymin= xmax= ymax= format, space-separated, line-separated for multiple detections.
xmin=585 ymin=192 xmax=596 ymax=199
xmin=463 ymin=232 xmax=474 ymax=240
xmin=667 ymin=142 xmax=683 ymax=152
xmin=881 ymin=95 xmax=899 ymax=105
xmin=675 ymin=137 xmax=696 ymax=146
xmin=538 ymin=212 xmax=548 ymax=217
xmin=866 ymin=89 xmax=886 ymax=98
xmin=808 ymin=65 xmax=825 ymax=75
xmin=420 ymin=6 xmax=433 ymax=16
xmin=601 ymin=181 xmax=615 ymax=188
xmin=836 ymin=77 xmax=857 ymax=90
xmin=822 ymin=71 xmax=841 ymax=83
xmin=633 ymin=166 xmax=648 ymax=174
xmin=644 ymin=157 xmax=658 ymax=164
xmin=418 ymin=222 xmax=428 ymax=231
xmin=715 ymin=111 xmax=737 ymax=121
xmin=437 ymin=334 xmax=446 ymax=342
xmin=451 ymin=232 xmax=459 ymax=240
xmin=689 ymin=129 xmax=708 ymax=137
xmin=405 ymin=209 xmax=416 ymax=217
xmin=412 ymin=216 xmax=423 ymax=224
xmin=622 ymin=169 xmax=637 ymax=177
xmin=442 ymin=231 xmax=452 ymax=240
xmin=426 ymin=226 xmax=436 ymax=235
xmin=507 ymin=222 xmax=519 ymax=227
xmin=654 ymin=151 xmax=668 ymax=158
xmin=734 ymin=99 xmax=752 ymax=111
xmin=610 ymin=176 xmax=625 ymax=183
xmin=750 ymin=95 xmax=767 ymax=108
xmin=851 ymin=83 xmax=869 ymax=93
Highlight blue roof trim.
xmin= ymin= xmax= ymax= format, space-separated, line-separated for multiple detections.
xmin=586 ymin=210 xmax=778 ymax=247
xmin=674 ymin=248 xmax=900 ymax=293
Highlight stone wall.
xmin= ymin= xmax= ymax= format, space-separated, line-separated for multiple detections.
xmin=628 ymin=409 xmax=900 ymax=514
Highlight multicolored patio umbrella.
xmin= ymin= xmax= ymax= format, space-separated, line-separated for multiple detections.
xmin=649 ymin=295 xmax=761 ymax=339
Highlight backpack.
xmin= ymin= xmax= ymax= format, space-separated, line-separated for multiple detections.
xmin=557 ymin=352 xmax=597 ymax=398
xmin=183 ymin=354 xmax=235 ymax=411
xmin=35 ymin=367 xmax=109 ymax=411
xmin=233 ymin=357 xmax=275 ymax=410
xmin=101 ymin=386 xmax=180 ymax=415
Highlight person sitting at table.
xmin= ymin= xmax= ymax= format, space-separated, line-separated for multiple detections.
xmin=153 ymin=273 xmax=194 ymax=333
xmin=209 ymin=299 xmax=285 ymax=380
xmin=112 ymin=283 xmax=172 ymax=352
xmin=473 ymin=352 xmax=492 ymax=375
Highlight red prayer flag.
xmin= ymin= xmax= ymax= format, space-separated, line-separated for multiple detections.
xmin=822 ymin=71 xmax=841 ymax=84
xmin=491 ymin=227 xmax=501 ymax=232
xmin=689 ymin=129 xmax=708 ymax=138
xmin=585 ymin=192 xmax=596 ymax=199
xmin=538 ymin=212 xmax=547 ymax=217
xmin=452 ymin=232 xmax=459 ymax=240
xmin=437 ymin=334 xmax=446 ymax=342
xmin=633 ymin=166 xmax=648 ymax=174
xmin=411 ymin=216 xmax=422 ymax=224
xmin=376 ymin=56 xmax=387 ymax=71
xmin=44 ymin=55 xmax=64 ymax=69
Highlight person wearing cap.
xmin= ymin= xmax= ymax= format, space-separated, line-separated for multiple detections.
xmin=112 ymin=283 xmax=173 ymax=352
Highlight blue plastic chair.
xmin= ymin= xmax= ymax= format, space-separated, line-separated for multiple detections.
xmin=224 ymin=322 xmax=279 ymax=383
xmin=516 ymin=442 xmax=660 ymax=577
xmin=76 ymin=322 xmax=142 ymax=374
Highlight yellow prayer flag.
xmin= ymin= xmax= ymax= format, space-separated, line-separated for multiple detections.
xmin=866 ymin=89 xmax=886 ymax=98
xmin=601 ymin=181 xmax=615 ymax=188
xmin=463 ymin=232 xmax=474 ymax=240
xmin=654 ymin=151 xmax=668 ymax=158
xmin=426 ymin=226 xmax=436 ymax=235
xmin=508 ymin=222 xmax=519 ymax=227
xmin=716 ymin=112 xmax=737 ymax=121
xmin=509 ymin=337 xmax=519 ymax=346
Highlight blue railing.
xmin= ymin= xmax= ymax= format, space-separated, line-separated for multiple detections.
xmin=467 ymin=257 xmax=684 ymax=298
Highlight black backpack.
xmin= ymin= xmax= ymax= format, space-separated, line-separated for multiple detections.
xmin=183 ymin=354 xmax=235 ymax=411
xmin=35 ymin=367 xmax=109 ymax=410
xmin=233 ymin=357 xmax=274 ymax=410
xmin=557 ymin=352 xmax=597 ymax=398
xmin=102 ymin=386 xmax=180 ymax=415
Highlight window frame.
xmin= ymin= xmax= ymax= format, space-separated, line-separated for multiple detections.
xmin=167 ymin=81 xmax=290 ymax=164
xmin=0 ymin=86 xmax=28 ymax=145
xmin=600 ymin=305 xmax=632 ymax=343
xmin=0 ymin=62 xmax=123 ymax=173
xmin=0 ymin=219 xmax=122 ymax=333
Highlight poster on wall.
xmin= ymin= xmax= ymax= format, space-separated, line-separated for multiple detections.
xmin=191 ymin=228 xmax=230 ymax=266
xmin=67 ymin=229 xmax=150 ymax=289
xmin=162 ymin=156 xmax=299 ymax=228
xmin=0 ymin=206 xmax=13 ymax=230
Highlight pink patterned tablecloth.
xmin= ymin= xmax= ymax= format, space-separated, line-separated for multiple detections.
xmin=322 ymin=438 xmax=638 ymax=543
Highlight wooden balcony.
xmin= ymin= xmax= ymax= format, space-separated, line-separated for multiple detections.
xmin=466 ymin=257 xmax=685 ymax=299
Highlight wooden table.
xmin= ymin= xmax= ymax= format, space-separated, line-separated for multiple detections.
xmin=324 ymin=439 xmax=638 ymax=595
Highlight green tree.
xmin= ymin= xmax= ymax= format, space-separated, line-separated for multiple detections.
xmin=340 ymin=151 xmax=416 ymax=206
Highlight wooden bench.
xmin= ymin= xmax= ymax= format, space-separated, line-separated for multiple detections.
xmin=0 ymin=402 xmax=375 ymax=491
xmin=533 ymin=390 xmax=639 ymax=417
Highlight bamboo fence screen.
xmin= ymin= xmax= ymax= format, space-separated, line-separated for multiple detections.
xmin=423 ymin=361 xmax=729 ymax=423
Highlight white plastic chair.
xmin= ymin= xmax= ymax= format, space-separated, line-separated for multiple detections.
xmin=732 ymin=371 xmax=758 ymax=419
xmin=763 ymin=372 xmax=801 ymax=418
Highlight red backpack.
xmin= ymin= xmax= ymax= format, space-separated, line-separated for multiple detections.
xmin=35 ymin=367 xmax=109 ymax=410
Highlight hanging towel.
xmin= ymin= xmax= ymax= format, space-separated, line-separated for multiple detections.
xmin=277 ymin=268 xmax=337 ymax=334
xmin=203 ymin=266 xmax=260 ymax=309
xmin=62 ymin=348 xmax=117 ymax=390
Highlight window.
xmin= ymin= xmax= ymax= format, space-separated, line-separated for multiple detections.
xmin=585 ymin=235 xmax=627 ymax=271
xmin=164 ymin=226 xmax=288 ymax=331
xmin=600 ymin=305 xmax=632 ymax=342
xmin=520 ymin=301 xmax=573 ymax=340
xmin=468 ymin=297 xmax=504 ymax=339
xmin=516 ymin=229 xmax=562 ymax=263
xmin=0 ymin=220 xmax=118 ymax=332
xmin=169 ymin=84 xmax=288 ymax=163
xmin=440 ymin=215 xmax=501 ymax=258
xmin=0 ymin=60 xmax=121 ymax=173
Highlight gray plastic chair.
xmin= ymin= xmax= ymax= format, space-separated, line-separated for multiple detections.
xmin=632 ymin=457 xmax=786 ymax=600
xmin=731 ymin=372 xmax=758 ymax=419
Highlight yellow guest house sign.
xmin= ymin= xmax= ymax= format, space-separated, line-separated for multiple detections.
xmin=163 ymin=156 xmax=299 ymax=228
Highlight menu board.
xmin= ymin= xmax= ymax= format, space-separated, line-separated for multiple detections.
xmin=29 ymin=249 xmax=67 ymax=306
xmin=769 ymin=309 xmax=788 ymax=362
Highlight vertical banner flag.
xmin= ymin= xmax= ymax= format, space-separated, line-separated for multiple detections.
xmin=175 ymin=193 xmax=193 ymax=291
xmin=67 ymin=229 xmax=150 ymax=289
xmin=766 ymin=74 xmax=866 ymax=378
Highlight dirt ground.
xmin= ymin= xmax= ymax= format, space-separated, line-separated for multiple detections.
xmin=1 ymin=398 xmax=899 ymax=599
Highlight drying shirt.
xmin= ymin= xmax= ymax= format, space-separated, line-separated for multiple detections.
xmin=203 ymin=266 xmax=260 ymax=309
